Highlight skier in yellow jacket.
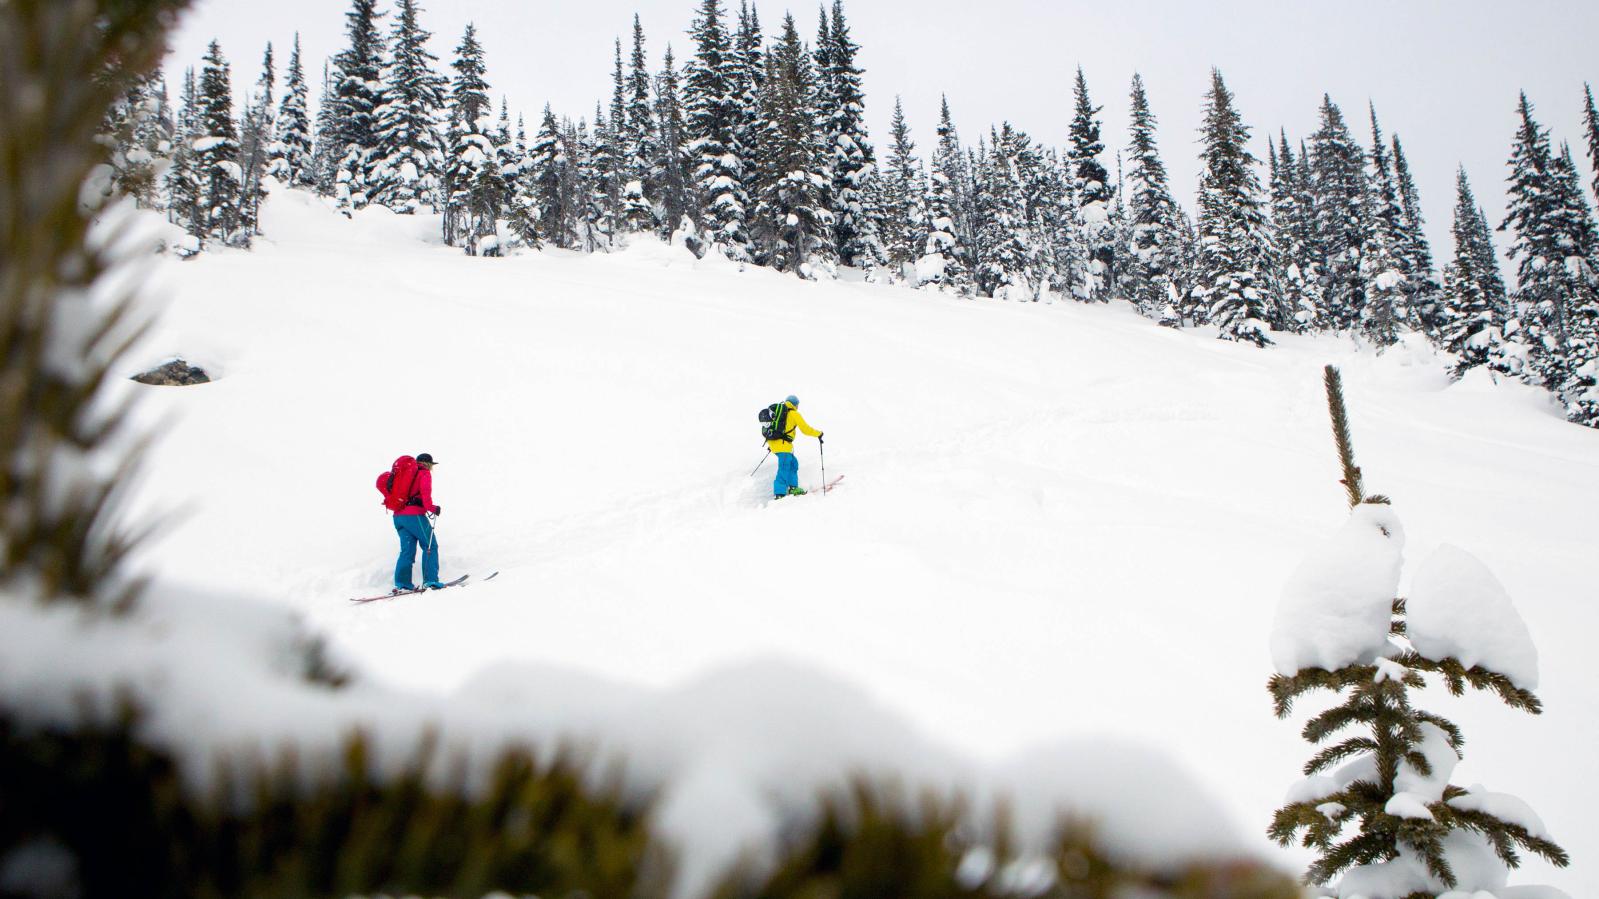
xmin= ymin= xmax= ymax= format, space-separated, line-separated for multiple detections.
xmin=768 ymin=395 xmax=822 ymax=498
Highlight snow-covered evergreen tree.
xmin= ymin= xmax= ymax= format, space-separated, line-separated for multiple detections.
xmin=684 ymin=0 xmax=752 ymax=261
xmin=879 ymin=97 xmax=925 ymax=280
xmin=1122 ymin=74 xmax=1185 ymax=322
xmin=237 ymin=43 xmax=274 ymax=236
xmin=1269 ymin=367 xmax=1570 ymax=896
xmin=370 ymin=0 xmax=446 ymax=215
xmin=1500 ymin=92 xmax=1599 ymax=423
xmin=441 ymin=24 xmax=500 ymax=254
xmin=1190 ymin=69 xmax=1275 ymax=345
xmin=1584 ymin=84 xmax=1599 ymax=210
xmin=503 ymin=114 xmax=540 ymax=250
xmin=310 ymin=61 xmax=341 ymax=196
xmin=1069 ymin=67 xmax=1114 ymax=301
xmin=654 ymin=45 xmax=693 ymax=242
xmin=620 ymin=16 xmax=659 ymax=234
xmin=1308 ymin=95 xmax=1371 ymax=332
xmin=164 ymin=68 xmax=203 ymax=240
xmin=1548 ymin=141 xmax=1599 ymax=424
xmin=104 ymin=70 xmax=173 ymax=208
xmin=819 ymin=0 xmax=883 ymax=270
xmin=919 ymin=96 xmax=970 ymax=294
xmin=751 ymin=13 xmax=835 ymax=278
xmin=195 ymin=40 xmax=246 ymax=246
xmin=1392 ymin=135 xmax=1441 ymax=339
xmin=1439 ymin=167 xmax=1509 ymax=378
xmin=331 ymin=0 xmax=386 ymax=212
xmin=587 ymin=104 xmax=619 ymax=250
xmin=973 ymin=125 xmax=1034 ymax=301
xmin=730 ymin=1 xmax=765 ymax=225
xmin=1268 ymin=133 xmax=1321 ymax=331
xmin=528 ymin=104 xmax=569 ymax=248
xmin=1360 ymin=106 xmax=1408 ymax=348
xmin=267 ymin=35 xmax=315 ymax=189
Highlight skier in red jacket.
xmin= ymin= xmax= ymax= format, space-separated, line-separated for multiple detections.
xmin=393 ymin=452 xmax=444 ymax=591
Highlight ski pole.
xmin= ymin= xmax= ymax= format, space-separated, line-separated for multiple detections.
xmin=749 ymin=448 xmax=771 ymax=477
xmin=819 ymin=435 xmax=826 ymax=496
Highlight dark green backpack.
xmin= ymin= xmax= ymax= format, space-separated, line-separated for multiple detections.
xmin=758 ymin=402 xmax=790 ymax=441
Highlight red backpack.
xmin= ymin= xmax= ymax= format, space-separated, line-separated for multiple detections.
xmin=375 ymin=455 xmax=421 ymax=512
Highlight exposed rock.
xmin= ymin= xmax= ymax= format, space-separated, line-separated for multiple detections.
xmin=131 ymin=359 xmax=210 ymax=386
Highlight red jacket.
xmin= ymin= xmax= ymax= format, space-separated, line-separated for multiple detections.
xmin=395 ymin=468 xmax=439 ymax=516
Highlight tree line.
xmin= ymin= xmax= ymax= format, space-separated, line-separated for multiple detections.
xmin=99 ymin=0 xmax=1599 ymax=428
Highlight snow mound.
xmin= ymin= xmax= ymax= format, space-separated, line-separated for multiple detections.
xmin=990 ymin=740 xmax=1242 ymax=867
xmin=1407 ymin=544 xmax=1539 ymax=689
xmin=1270 ymin=504 xmax=1405 ymax=675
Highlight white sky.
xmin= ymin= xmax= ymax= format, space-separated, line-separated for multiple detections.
xmin=165 ymin=0 xmax=1599 ymax=263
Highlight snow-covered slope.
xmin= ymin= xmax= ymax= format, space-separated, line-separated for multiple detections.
xmin=113 ymin=187 xmax=1597 ymax=894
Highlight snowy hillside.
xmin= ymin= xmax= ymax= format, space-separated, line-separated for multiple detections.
xmin=112 ymin=186 xmax=1597 ymax=894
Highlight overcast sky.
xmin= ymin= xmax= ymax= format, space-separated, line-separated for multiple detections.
xmin=165 ymin=0 xmax=1599 ymax=261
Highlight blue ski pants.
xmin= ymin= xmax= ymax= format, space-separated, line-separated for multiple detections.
xmin=393 ymin=514 xmax=440 ymax=588
xmin=774 ymin=451 xmax=799 ymax=497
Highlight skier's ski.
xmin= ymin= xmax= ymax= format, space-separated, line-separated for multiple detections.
xmin=350 ymin=574 xmax=469 ymax=604
xmin=771 ymin=475 xmax=845 ymax=503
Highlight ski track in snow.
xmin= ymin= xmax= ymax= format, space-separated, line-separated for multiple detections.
xmin=114 ymin=186 xmax=1599 ymax=896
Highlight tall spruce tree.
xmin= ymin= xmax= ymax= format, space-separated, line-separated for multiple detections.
xmin=568 ymin=115 xmax=609 ymax=252
xmin=1269 ymin=132 xmax=1322 ymax=331
xmin=1069 ymin=67 xmax=1114 ymax=301
xmin=620 ymin=15 xmax=658 ymax=234
xmin=654 ymin=45 xmax=692 ymax=240
xmin=499 ymin=113 xmax=534 ymax=249
xmin=1439 ymin=167 xmax=1509 ymax=378
xmin=236 ymin=43 xmax=274 ymax=235
xmin=441 ymin=24 xmax=499 ymax=254
xmin=371 ymin=0 xmax=446 ymax=214
xmin=1391 ymin=135 xmax=1441 ymax=339
xmin=751 ymin=13 xmax=835 ymax=278
xmin=164 ymin=67 xmax=203 ymax=240
xmin=1360 ymin=106 xmax=1407 ymax=347
xmin=1308 ymin=95 xmax=1371 ymax=332
xmin=310 ymin=61 xmax=341 ymax=196
xmin=730 ymin=1 xmax=765 ymax=222
xmin=1549 ymin=142 xmax=1599 ymax=423
xmin=331 ymin=0 xmax=386 ymax=211
xmin=1050 ymin=150 xmax=1094 ymax=301
xmin=1123 ymin=74 xmax=1185 ymax=321
xmin=1499 ymin=92 xmax=1599 ymax=417
xmin=684 ymin=0 xmax=752 ymax=261
xmin=594 ymin=41 xmax=626 ymax=237
xmin=267 ymin=35 xmax=315 ymax=188
xmin=1024 ymin=134 xmax=1068 ymax=301
xmin=920 ymin=95 xmax=969 ymax=293
xmin=819 ymin=0 xmax=883 ymax=269
xmin=528 ymin=104 xmax=569 ymax=248
xmin=973 ymin=125 xmax=1034 ymax=300
xmin=589 ymin=100 xmax=620 ymax=249
xmin=195 ymin=40 xmax=245 ymax=245
xmin=1584 ymin=84 xmax=1599 ymax=211
xmin=879 ymin=96 xmax=925 ymax=279
xmin=1190 ymin=69 xmax=1275 ymax=345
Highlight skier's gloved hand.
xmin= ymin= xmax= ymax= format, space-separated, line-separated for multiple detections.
xmin=818 ymin=432 xmax=824 ymax=442
xmin=431 ymin=505 xmax=442 ymax=517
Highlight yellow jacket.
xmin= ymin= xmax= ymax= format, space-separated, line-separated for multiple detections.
xmin=767 ymin=402 xmax=821 ymax=452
